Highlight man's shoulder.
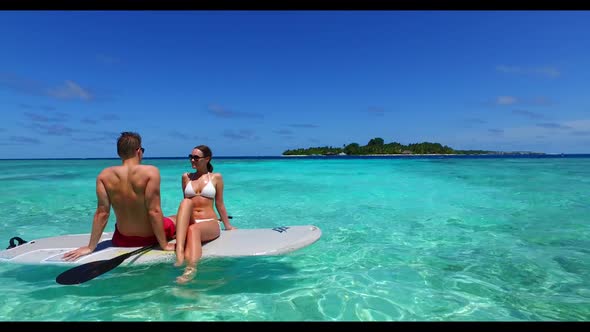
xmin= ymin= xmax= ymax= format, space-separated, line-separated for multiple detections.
xmin=98 ymin=165 xmax=118 ymax=176
xmin=136 ymin=164 xmax=160 ymax=175
xmin=138 ymin=164 xmax=158 ymax=170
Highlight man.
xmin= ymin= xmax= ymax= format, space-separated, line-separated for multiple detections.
xmin=64 ymin=132 xmax=190 ymax=261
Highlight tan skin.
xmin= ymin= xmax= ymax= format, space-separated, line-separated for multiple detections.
xmin=63 ymin=147 xmax=193 ymax=262
xmin=170 ymin=147 xmax=236 ymax=283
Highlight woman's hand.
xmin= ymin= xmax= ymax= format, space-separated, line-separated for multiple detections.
xmin=162 ymin=243 xmax=176 ymax=251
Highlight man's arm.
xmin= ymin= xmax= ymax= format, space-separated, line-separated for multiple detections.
xmin=63 ymin=173 xmax=111 ymax=261
xmin=144 ymin=167 xmax=172 ymax=250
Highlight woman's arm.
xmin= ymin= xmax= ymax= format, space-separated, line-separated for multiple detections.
xmin=214 ymin=173 xmax=236 ymax=230
xmin=181 ymin=172 xmax=189 ymax=197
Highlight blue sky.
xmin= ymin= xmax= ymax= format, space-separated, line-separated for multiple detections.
xmin=1 ymin=11 xmax=589 ymax=158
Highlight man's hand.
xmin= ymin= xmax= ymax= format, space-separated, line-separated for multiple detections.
xmin=63 ymin=246 xmax=94 ymax=261
xmin=225 ymin=225 xmax=237 ymax=231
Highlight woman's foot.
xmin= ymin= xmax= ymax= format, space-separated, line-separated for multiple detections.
xmin=174 ymin=250 xmax=185 ymax=267
xmin=176 ymin=266 xmax=197 ymax=284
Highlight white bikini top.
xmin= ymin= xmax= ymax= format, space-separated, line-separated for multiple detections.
xmin=184 ymin=172 xmax=216 ymax=199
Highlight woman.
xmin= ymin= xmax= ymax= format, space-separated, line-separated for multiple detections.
xmin=173 ymin=145 xmax=236 ymax=283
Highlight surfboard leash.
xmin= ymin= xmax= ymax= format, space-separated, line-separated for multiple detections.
xmin=6 ymin=236 xmax=28 ymax=249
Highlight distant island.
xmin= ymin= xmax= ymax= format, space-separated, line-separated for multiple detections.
xmin=282 ymin=137 xmax=544 ymax=156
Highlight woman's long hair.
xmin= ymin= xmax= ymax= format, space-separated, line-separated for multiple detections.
xmin=195 ymin=145 xmax=213 ymax=172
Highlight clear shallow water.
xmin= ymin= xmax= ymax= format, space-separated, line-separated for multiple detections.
xmin=0 ymin=156 xmax=589 ymax=321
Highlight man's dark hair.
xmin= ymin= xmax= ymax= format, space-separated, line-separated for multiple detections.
xmin=117 ymin=132 xmax=142 ymax=159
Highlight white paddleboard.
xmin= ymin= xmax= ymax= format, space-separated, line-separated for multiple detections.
xmin=0 ymin=225 xmax=321 ymax=266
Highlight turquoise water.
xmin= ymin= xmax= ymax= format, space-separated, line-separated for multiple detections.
xmin=0 ymin=156 xmax=589 ymax=321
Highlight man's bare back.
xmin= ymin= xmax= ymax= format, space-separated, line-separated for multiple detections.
xmin=63 ymin=132 xmax=175 ymax=262
xmin=101 ymin=164 xmax=161 ymax=237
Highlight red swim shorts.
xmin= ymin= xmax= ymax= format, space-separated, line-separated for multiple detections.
xmin=112 ymin=217 xmax=176 ymax=247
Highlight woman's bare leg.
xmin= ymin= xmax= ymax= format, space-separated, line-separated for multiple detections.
xmin=184 ymin=224 xmax=200 ymax=267
xmin=173 ymin=199 xmax=193 ymax=267
xmin=177 ymin=221 xmax=220 ymax=284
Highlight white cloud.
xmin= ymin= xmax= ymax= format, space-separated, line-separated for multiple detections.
xmin=497 ymin=121 xmax=584 ymax=140
xmin=533 ymin=66 xmax=561 ymax=78
xmin=209 ymin=104 xmax=231 ymax=117
xmin=496 ymin=96 xmax=517 ymax=105
xmin=561 ymin=119 xmax=590 ymax=131
xmin=496 ymin=65 xmax=522 ymax=74
xmin=96 ymin=54 xmax=120 ymax=65
xmin=47 ymin=80 xmax=93 ymax=101
xmin=496 ymin=65 xmax=561 ymax=78
xmin=446 ymin=118 xmax=590 ymax=151
xmin=367 ymin=106 xmax=385 ymax=116
xmin=207 ymin=104 xmax=263 ymax=119
xmin=531 ymin=96 xmax=553 ymax=106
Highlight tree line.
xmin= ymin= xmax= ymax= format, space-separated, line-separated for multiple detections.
xmin=282 ymin=137 xmax=494 ymax=155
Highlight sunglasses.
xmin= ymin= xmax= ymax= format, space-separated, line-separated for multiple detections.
xmin=188 ymin=154 xmax=205 ymax=160
xmin=137 ymin=147 xmax=145 ymax=154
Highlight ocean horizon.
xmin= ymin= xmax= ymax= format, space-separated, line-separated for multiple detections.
xmin=1 ymin=153 xmax=589 ymax=161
